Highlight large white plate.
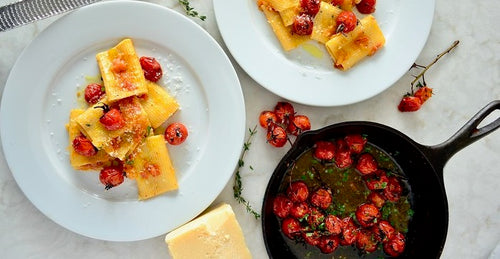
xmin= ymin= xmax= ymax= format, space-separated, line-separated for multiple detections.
xmin=0 ymin=1 xmax=245 ymax=241
xmin=214 ymin=0 xmax=435 ymax=106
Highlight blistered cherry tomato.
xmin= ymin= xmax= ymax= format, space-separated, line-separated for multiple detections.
xmin=367 ymin=191 xmax=386 ymax=208
xmin=318 ymin=235 xmax=340 ymax=254
xmin=383 ymin=232 xmax=406 ymax=257
xmin=398 ymin=96 xmax=422 ymax=112
xmin=356 ymin=229 xmax=378 ymax=253
xmin=300 ymin=0 xmax=320 ymax=16
xmin=356 ymin=0 xmax=376 ymax=14
xmin=302 ymin=231 xmax=321 ymax=246
xmin=340 ymin=217 xmax=359 ymax=246
xmin=330 ymin=0 xmax=343 ymax=6
xmin=281 ymin=217 xmax=302 ymax=239
xmin=334 ymin=139 xmax=352 ymax=168
xmin=84 ymin=83 xmax=105 ymax=105
xmin=139 ymin=56 xmax=163 ymax=82
xmin=99 ymin=165 xmax=125 ymax=190
xmin=313 ymin=141 xmax=335 ymax=161
xmin=324 ymin=214 xmax=343 ymax=235
xmin=414 ymin=86 xmax=433 ymax=103
xmin=274 ymin=101 xmax=295 ymax=126
xmin=290 ymin=202 xmax=311 ymax=219
xmin=164 ymin=122 xmax=188 ymax=145
xmin=307 ymin=207 xmax=325 ymax=229
xmin=287 ymin=115 xmax=311 ymax=136
xmin=365 ymin=170 xmax=389 ymax=191
xmin=336 ymin=11 xmax=357 ymax=33
xmin=286 ymin=181 xmax=309 ymax=203
xmin=356 ymin=153 xmax=378 ymax=175
xmin=259 ymin=110 xmax=278 ymax=129
xmin=377 ymin=220 xmax=396 ymax=242
xmin=72 ymin=135 xmax=97 ymax=157
xmin=344 ymin=134 xmax=367 ymax=154
xmin=383 ymin=176 xmax=403 ymax=202
xmin=99 ymin=107 xmax=126 ymax=131
xmin=310 ymin=188 xmax=332 ymax=209
xmin=266 ymin=125 xmax=288 ymax=147
xmin=356 ymin=203 xmax=380 ymax=228
xmin=293 ymin=13 xmax=314 ymax=36
xmin=273 ymin=195 xmax=293 ymax=218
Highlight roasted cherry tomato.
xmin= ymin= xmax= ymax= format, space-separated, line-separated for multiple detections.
xmin=314 ymin=141 xmax=336 ymax=161
xmin=99 ymin=107 xmax=126 ymax=131
xmin=139 ymin=56 xmax=163 ymax=82
xmin=266 ymin=125 xmax=288 ymax=147
xmin=307 ymin=207 xmax=326 ymax=229
xmin=84 ymin=83 xmax=105 ymax=105
xmin=310 ymin=188 xmax=332 ymax=209
xmin=281 ymin=217 xmax=302 ymax=239
xmin=72 ymin=135 xmax=97 ymax=157
xmin=356 ymin=153 xmax=379 ymax=175
xmin=164 ymin=122 xmax=188 ymax=145
xmin=336 ymin=11 xmax=357 ymax=33
xmin=356 ymin=229 xmax=378 ymax=253
xmin=324 ymin=214 xmax=343 ymax=235
xmin=383 ymin=232 xmax=406 ymax=257
xmin=334 ymin=139 xmax=352 ymax=168
xmin=344 ymin=134 xmax=367 ymax=154
xmin=376 ymin=220 xmax=396 ymax=242
xmin=286 ymin=181 xmax=309 ymax=203
xmin=300 ymin=0 xmax=320 ymax=16
xmin=383 ymin=176 xmax=403 ymax=202
xmin=330 ymin=0 xmax=343 ymax=6
xmin=302 ymin=231 xmax=321 ymax=246
xmin=340 ymin=217 xmax=359 ymax=246
xmin=398 ymin=96 xmax=422 ymax=112
xmin=414 ymin=86 xmax=433 ymax=103
xmin=355 ymin=203 xmax=380 ymax=228
xmin=356 ymin=0 xmax=376 ymax=14
xmin=287 ymin=115 xmax=311 ymax=136
xmin=274 ymin=101 xmax=295 ymax=126
xmin=293 ymin=13 xmax=314 ymax=36
xmin=273 ymin=194 xmax=293 ymax=218
xmin=318 ymin=235 xmax=340 ymax=254
xmin=259 ymin=110 xmax=278 ymax=129
xmin=290 ymin=202 xmax=311 ymax=219
xmin=365 ymin=170 xmax=389 ymax=191
xmin=367 ymin=191 xmax=386 ymax=208
xmin=99 ymin=165 xmax=125 ymax=190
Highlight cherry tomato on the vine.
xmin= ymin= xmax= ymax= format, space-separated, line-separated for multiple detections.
xmin=287 ymin=115 xmax=311 ymax=136
xmin=398 ymin=96 xmax=422 ymax=112
xmin=266 ymin=125 xmax=288 ymax=147
xmin=164 ymin=122 xmax=188 ymax=145
xmin=259 ymin=110 xmax=278 ymax=129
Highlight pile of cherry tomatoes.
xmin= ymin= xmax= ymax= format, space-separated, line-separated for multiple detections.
xmin=273 ymin=134 xmax=407 ymax=257
xmin=73 ymin=55 xmax=187 ymax=190
xmin=259 ymin=101 xmax=311 ymax=147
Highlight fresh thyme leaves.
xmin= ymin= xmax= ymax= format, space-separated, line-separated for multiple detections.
xmin=233 ymin=125 xmax=260 ymax=219
xmin=178 ymin=0 xmax=206 ymax=21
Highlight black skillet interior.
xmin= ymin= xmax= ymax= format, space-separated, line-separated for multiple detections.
xmin=262 ymin=122 xmax=448 ymax=258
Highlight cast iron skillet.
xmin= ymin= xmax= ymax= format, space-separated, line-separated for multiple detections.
xmin=262 ymin=100 xmax=500 ymax=258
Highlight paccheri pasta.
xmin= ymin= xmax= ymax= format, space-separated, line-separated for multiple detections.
xmin=67 ymin=38 xmax=180 ymax=200
xmin=257 ymin=0 xmax=385 ymax=70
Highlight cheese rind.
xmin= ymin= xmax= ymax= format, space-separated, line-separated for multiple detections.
xmin=165 ymin=203 xmax=252 ymax=259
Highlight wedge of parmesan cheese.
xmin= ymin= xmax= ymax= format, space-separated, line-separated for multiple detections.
xmin=165 ymin=203 xmax=252 ymax=259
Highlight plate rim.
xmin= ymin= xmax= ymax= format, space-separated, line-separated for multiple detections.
xmin=0 ymin=0 xmax=245 ymax=241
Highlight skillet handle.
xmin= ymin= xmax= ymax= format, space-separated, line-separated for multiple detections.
xmin=425 ymin=100 xmax=500 ymax=173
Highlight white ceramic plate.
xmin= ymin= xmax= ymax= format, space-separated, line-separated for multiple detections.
xmin=0 ymin=1 xmax=245 ymax=241
xmin=214 ymin=0 xmax=435 ymax=106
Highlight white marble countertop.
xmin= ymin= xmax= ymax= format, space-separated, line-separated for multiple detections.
xmin=0 ymin=0 xmax=499 ymax=258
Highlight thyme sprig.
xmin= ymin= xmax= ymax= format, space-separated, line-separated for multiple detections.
xmin=178 ymin=0 xmax=206 ymax=21
xmin=233 ymin=125 xmax=260 ymax=219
